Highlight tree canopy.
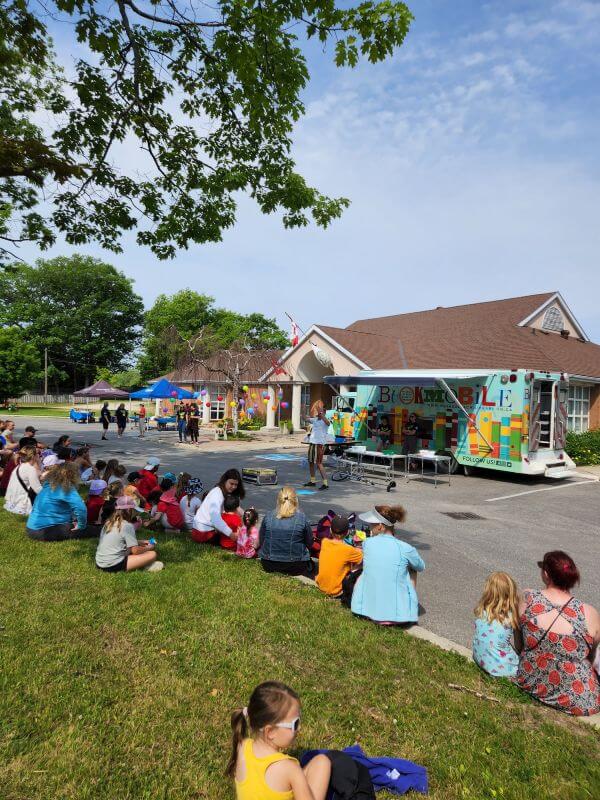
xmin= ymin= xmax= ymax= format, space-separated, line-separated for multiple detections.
xmin=0 ymin=254 xmax=144 ymax=390
xmin=0 ymin=0 xmax=413 ymax=261
xmin=138 ymin=289 xmax=288 ymax=379
xmin=0 ymin=326 xmax=39 ymax=402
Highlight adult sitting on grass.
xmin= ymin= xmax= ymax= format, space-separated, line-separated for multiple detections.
xmin=4 ymin=446 xmax=42 ymax=515
xmin=95 ymin=496 xmax=163 ymax=573
xmin=316 ymin=514 xmax=363 ymax=598
xmin=258 ymin=486 xmax=314 ymax=577
xmin=516 ymin=551 xmax=600 ymax=716
xmin=26 ymin=462 xmax=96 ymax=541
xmin=191 ymin=468 xmax=245 ymax=545
xmin=351 ymin=506 xmax=425 ymax=625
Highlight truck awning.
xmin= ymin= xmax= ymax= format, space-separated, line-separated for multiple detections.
xmin=324 ymin=370 xmax=495 ymax=387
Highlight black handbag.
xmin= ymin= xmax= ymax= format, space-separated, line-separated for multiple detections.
xmin=16 ymin=467 xmax=38 ymax=506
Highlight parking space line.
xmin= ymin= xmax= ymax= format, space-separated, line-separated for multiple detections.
xmin=485 ymin=480 xmax=597 ymax=502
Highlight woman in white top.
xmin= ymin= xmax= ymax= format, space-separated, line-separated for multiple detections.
xmin=179 ymin=477 xmax=203 ymax=529
xmin=5 ymin=445 xmax=42 ymax=515
xmin=304 ymin=401 xmax=331 ymax=491
xmin=191 ymin=469 xmax=245 ymax=544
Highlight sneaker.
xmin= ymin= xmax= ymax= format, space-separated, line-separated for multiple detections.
xmin=303 ymin=480 xmax=316 ymax=487
xmin=318 ymin=484 xmax=329 ymax=491
xmin=145 ymin=560 xmax=164 ymax=572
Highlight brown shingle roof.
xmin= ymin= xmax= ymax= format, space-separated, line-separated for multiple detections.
xmin=316 ymin=293 xmax=600 ymax=378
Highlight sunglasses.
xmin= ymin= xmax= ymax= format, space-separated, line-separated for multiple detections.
xmin=274 ymin=717 xmax=301 ymax=732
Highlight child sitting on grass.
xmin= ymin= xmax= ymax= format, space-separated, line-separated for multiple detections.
xmin=472 ymin=572 xmax=522 ymax=678
xmin=124 ymin=472 xmax=145 ymax=507
xmin=144 ymin=479 xmax=185 ymax=531
xmin=316 ymin=515 xmax=363 ymax=598
xmin=220 ymin=493 xmax=242 ymax=550
xmin=236 ymin=508 xmax=260 ymax=559
xmin=86 ymin=479 xmax=108 ymax=525
xmin=99 ymin=482 xmax=123 ymax=526
xmin=95 ymin=496 xmax=162 ymax=573
xmin=108 ymin=463 xmax=127 ymax=487
xmin=81 ymin=459 xmax=106 ymax=484
xmin=227 ymin=681 xmax=331 ymax=800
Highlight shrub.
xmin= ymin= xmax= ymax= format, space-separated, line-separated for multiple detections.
xmin=565 ymin=429 xmax=600 ymax=466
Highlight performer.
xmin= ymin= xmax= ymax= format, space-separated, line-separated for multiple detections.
xmin=375 ymin=414 xmax=392 ymax=452
xmin=402 ymin=413 xmax=419 ymax=458
xmin=304 ymin=400 xmax=330 ymax=491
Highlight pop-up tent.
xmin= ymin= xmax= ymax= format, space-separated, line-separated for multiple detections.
xmin=130 ymin=378 xmax=194 ymax=400
xmin=73 ymin=379 xmax=130 ymax=399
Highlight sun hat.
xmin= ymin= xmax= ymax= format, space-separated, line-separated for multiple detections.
xmin=115 ymin=495 xmax=144 ymax=512
xmin=359 ymin=508 xmax=394 ymax=527
xmin=42 ymin=453 xmax=64 ymax=468
xmin=163 ymin=471 xmax=177 ymax=482
xmin=144 ymin=456 xmax=161 ymax=470
xmin=186 ymin=478 xmax=203 ymax=495
xmin=88 ymin=479 xmax=107 ymax=496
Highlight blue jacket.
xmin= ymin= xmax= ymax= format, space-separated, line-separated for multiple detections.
xmin=27 ymin=483 xmax=87 ymax=531
xmin=351 ymin=534 xmax=425 ymax=623
xmin=301 ymin=744 xmax=428 ymax=795
xmin=259 ymin=510 xmax=313 ymax=562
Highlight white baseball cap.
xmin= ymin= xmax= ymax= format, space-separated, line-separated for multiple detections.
xmin=144 ymin=456 xmax=160 ymax=470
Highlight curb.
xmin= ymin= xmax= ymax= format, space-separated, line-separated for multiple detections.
xmin=294 ymin=576 xmax=600 ymax=730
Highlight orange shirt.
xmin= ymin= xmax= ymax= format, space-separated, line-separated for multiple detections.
xmin=316 ymin=538 xmax=363 ymax=596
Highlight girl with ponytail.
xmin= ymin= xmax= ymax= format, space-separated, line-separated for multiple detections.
xmin=227 ymin=681 xmax=331 ymax=799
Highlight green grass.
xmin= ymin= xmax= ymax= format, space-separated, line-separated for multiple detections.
xmin=1 ymin=507 xmax=598 ymax=800
xmin=3 ymin=405 xmax=71 ymax=417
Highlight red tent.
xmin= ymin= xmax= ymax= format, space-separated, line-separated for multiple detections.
xmin=73 ymin=380 xmax=130 ymax=399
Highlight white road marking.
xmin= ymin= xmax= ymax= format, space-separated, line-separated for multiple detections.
xmin=486 ymin=480 xmax=597 ymax=502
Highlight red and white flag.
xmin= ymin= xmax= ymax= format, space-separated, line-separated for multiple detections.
xmin=290 ymin=320 xmax=299 ymax=347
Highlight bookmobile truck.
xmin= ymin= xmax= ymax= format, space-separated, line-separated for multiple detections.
xmin=324 ymin=369 xmax=575 ymax=479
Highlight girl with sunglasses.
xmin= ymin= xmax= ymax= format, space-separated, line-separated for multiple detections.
xmin=227 ymin=681 xmax=331 ymax=800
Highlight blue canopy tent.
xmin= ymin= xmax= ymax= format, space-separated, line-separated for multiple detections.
xmin=130 ymin=378 xmax=194 ymax=400
xmin=130 ymin=379 xmax=194 ymax=429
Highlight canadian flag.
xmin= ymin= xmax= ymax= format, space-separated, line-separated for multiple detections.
xmin=290 ymin=321 xmax=299 ymax=347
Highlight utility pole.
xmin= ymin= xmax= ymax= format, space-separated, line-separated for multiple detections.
xmin=44 ymin=348 xmax=48 ymax=405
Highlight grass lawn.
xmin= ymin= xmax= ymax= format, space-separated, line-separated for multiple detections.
xmin=2 ymin=406 xmax=71 ymax=417
xmin=1 ymin=507 xmax=598 ymax=800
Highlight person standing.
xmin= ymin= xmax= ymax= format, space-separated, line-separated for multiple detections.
xmin=137 ymin=403 xmax=147 ymax=438
xmin=100 ymin=402 xmax=111 ymax=440
xmin=188 ymin=401 xmax=200 ymax=445
xmin=115 ymin=403 xmax=128 ymax=437
xmin=304 ymin=400 xmax=330 ymax=491
xmin=401 ymin=413 xmax=419 ymax=458
xmin=176 ymin=402 xmax=187 ymax=443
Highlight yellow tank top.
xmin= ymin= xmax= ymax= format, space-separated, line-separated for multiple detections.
xmin=235 ymin=738 xmax=295 ymax=800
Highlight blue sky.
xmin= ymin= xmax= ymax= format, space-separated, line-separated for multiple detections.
xmin=22 ymin=0 xmax=600 ymax=341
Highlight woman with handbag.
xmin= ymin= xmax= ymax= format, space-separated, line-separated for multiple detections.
xmin=516 ymin=551 xmax=600 ymax=715
xmin=4 ymin=445 xmax=42 ymax=515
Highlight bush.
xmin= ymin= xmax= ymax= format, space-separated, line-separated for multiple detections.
xmin=238 ymin=415 xmax=264 ymax=431
xmin=565 ymin=429 xmax=600 ymax=465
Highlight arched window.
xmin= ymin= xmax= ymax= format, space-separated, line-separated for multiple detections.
xmin=542 ymin=306 xmax=564 ymax=332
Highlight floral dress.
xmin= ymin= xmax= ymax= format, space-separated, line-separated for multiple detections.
xmin=516 ymin=590 xmax=600 ymax=716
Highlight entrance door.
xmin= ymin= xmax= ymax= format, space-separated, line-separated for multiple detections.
xmin=529 ymin=381 xmax=554 ymax=451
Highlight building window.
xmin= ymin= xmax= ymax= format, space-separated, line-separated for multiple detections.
xmin=210 ymin=386 xmax=226 ymax=420
xmin=567 ymin=384 xmax=590 ymax=432
xmin=542 ymin=306 xmax=564 ymax=332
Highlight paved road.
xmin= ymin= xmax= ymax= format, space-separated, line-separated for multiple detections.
xmin=16 ymin=416 xmax=600 ymax=648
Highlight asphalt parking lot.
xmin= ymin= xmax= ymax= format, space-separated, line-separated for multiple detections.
xmin=18 ymin=416 xmax=600 ymax=648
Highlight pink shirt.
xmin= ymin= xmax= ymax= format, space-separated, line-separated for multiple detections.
xmin=236 ymin=525 xmax=259 ymax=558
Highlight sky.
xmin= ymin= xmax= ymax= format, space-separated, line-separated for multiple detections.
xmin=20 ymin=0 xmax=600 ymax=341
